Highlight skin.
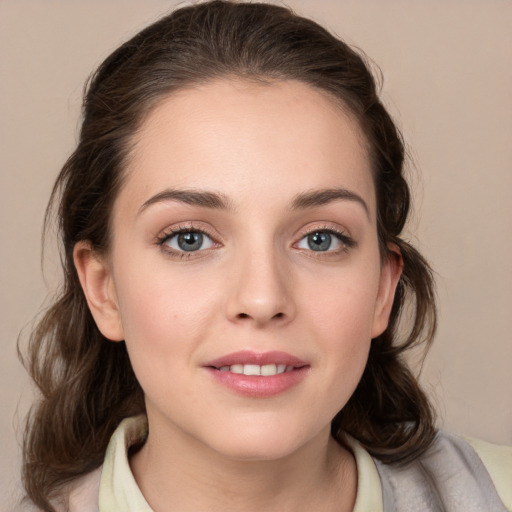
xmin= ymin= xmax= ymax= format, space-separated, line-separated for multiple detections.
xmin=75 ymin=79 xmax=402 ymax=512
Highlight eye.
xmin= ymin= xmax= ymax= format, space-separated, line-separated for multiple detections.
xmin=159 ymin=229 xmax=215 ymax=253
xmin=296 ymin=229 xmax=354 ymax=252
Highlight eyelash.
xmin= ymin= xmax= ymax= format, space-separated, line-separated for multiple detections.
xmin=155 ymin=224 xmax=356 ymax=259
xmin=156 ymin=224 xmax=219 ymax=259
xmin=294 ymin=226 xmax=356 ymax=255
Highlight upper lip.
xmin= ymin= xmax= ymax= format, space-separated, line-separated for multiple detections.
xmin=204 ymin=350 xmax=309 ymax=369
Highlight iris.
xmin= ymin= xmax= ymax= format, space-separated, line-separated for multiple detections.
xmin=177 ymin=232 xmax=204 ymax=251
xmin=307 ymin=231 xmax=332 ymax=251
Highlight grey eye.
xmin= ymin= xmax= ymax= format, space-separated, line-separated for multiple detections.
xmin=307 ymin=231 xmax=331 ymax=251
xmin=297 ymin=230 xmax=343 ymax=252
xmin=165 ymin=231 xmax=214 ymax=252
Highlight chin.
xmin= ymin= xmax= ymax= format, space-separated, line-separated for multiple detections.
xmin=203 ymin=419 xmax=327 ymax=462
xmin=214 ymin=439 xmax=302 ymax=462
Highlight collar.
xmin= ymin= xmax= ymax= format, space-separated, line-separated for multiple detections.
xmin=98 ymin=415 xmax=383 ymax=512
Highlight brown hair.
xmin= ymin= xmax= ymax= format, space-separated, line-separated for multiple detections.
xmin=21 ymin=1 xmax=436 ymax=509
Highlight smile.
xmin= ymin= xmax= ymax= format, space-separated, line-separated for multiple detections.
xmin=204 ymin=351 xmax=310 ymax=397
xmin=217 ymin=364 xmax=294 ymax=376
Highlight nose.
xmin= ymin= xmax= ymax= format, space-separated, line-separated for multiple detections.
xmin=225 ymin=244 xmax=296 ymax=327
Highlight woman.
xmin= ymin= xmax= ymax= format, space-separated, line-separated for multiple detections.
xmin=20 ymin=1 xmax=511 ymax=511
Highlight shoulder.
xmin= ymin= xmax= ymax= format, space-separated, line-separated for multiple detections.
xmin=68 ymin=467 xmax=102 ymax=512
xmin=14 ymin=468 xmax=102 ymax=512
xmin=464 ymin=435 xmax=512 ymax=510
xmin=374 ymin=431 xmax=512 ymax=512
xmin=48 ymin=467 xmax=102 ymax=512
xmin=58 ymin=416 xmax=147 ymax=512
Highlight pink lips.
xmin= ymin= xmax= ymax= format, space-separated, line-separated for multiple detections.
xmin=205 ymin=350 xmax=308 ymax=368
xmin=203 ymin=350 xmax=310 ymax=398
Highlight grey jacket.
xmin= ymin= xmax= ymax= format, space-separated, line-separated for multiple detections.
xmin=375 ymin=431 xmax=508 ymax=511
xmin=22 ymin=430 xmax=509 ymax=511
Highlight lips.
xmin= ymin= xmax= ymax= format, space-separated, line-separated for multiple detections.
xmin=203 ymin=350 xmax=310 ymax=397
xmin=218 ymin=363 xmax=294 ymax=376
xmin=204 ymin=350 xmax=308 ymax=369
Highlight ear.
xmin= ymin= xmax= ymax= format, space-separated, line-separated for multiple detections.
xmin=371 ymin=243 xmax=403 ymax=338
xmin=73 ymin=241 xmax=124 ymax=342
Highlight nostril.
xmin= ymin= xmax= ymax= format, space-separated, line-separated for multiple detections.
xmin=236 ymin=312 xmax=285 ymax=320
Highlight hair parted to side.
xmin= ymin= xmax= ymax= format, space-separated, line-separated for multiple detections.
xmin=20 ymin=1 xmax=437 ymax=509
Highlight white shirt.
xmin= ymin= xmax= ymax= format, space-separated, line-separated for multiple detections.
xmin=62 ymin=415 xmax=511 ymax=512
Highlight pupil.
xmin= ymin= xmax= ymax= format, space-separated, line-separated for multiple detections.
xmin=308 ymin=231 xmax=331 ymax=251
xmin=178 ymin=232 xmax=203 ymax=251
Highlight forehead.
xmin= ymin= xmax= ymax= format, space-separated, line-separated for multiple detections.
xmin=119 ymin=78 xmax=375 ymax=218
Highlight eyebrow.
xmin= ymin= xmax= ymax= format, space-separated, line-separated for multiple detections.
xmin=291 ymin=188 xmax=370 ymax=217
xmin=138 ymin=186 xmax=369 ymax=217
xmin=138 ymin=188 xmax=234 ymax=215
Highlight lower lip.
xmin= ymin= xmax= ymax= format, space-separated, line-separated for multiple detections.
xmin=205 ymin=367 xmax=310 ymax=398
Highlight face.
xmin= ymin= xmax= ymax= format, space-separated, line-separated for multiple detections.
xmin=77 ymin=79 xmax=400 ymax=462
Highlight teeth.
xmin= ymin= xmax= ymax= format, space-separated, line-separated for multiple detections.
xmin=244 ymin=364 xmax=261 ymax=376
xmin=260 ymin=364 xmax=276 ymax=376
xmin=218 ymin=364 xmax=295 ymax=376
xmin=230 ymin=364 xmax=244 ymax=374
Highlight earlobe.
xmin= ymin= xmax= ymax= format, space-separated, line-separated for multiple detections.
xmin=371 ymin=244 xmax=403 ymax=338
xmin=73 ymin=241 xmax=124 ymax=342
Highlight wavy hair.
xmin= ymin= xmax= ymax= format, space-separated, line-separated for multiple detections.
xmin=20 ymin=1 xmax=436 ymax=509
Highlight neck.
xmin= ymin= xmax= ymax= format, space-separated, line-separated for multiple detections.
xmin=130 ymin=417 xmax=357 ymax=512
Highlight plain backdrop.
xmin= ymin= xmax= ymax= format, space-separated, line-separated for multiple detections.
xmin=1 ymin=0 xmax=511 ymax=507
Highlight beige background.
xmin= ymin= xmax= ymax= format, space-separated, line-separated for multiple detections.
xmin=1 ymin=0 xmax=511 ymax=506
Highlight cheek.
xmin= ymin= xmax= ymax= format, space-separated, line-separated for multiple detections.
xmin=111 ymin=257 xmax=221 ymax=371
xmin=312 ymin=296 xmax=373 ymax=375
xmin=298 ymin=262 xmax=381 ymax=385
xmin=301 ymin=261 xmax=381 ymax=340
xmin=112 ymin=271 xmax=220 ymax=415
